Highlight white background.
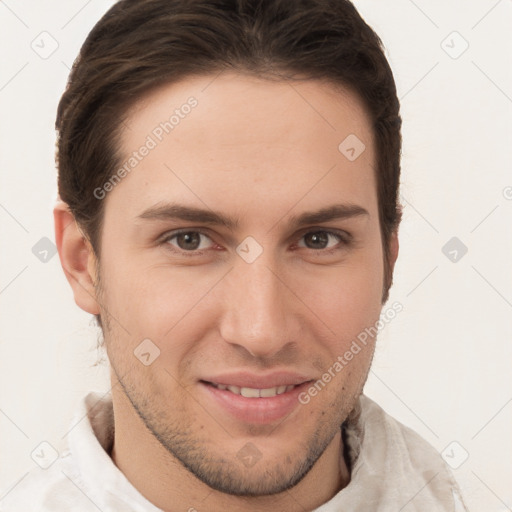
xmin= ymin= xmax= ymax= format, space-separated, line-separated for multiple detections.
xmin=1 ymin=1 xmax=511 ymax=510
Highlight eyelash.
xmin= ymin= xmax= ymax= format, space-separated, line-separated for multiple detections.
xmin=161 ymin=229 xmax=216 ymax=256
xmin=160 ymin=228 xmax=351 ymax=257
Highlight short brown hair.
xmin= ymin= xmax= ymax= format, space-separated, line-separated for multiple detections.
xmin=56 ymin=0 xmax=402 ymax=303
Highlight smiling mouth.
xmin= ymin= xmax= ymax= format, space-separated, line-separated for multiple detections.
xmin=204 ymin=381 xmax=299 ymax=398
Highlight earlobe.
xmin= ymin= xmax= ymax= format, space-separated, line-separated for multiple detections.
xmin=54 ymin=201 xmax=100 ymax=315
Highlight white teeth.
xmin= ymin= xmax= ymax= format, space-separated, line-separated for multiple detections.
xmin=259 ymin=387 xmax=278 ymax=398
xmin=213 ymin=383 xmax=296 ymax=398
xmin=240 ymin=387 xmax=260 ymax=398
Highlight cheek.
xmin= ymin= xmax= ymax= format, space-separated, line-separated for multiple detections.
xmin=99 ymin=256 xmax=219 ymax=352
xmin=296 ymin=245 xmax=384 ymax=340
xmin=99 ymin=223 xmax=384 ymax=359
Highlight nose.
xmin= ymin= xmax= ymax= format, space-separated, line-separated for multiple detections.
xmin=218 ymin=256 xmax=297 ymax=359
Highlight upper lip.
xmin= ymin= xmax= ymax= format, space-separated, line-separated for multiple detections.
xmin=201 ymin=371 xmax=313 ymax=389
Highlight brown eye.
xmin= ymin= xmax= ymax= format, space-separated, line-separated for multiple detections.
xmin=299 ymin=231 xmax=343 ymax=250
xmin=165 ymin=231 xmax=213 ymax=251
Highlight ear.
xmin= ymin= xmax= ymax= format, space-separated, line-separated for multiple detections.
xmin=381 ymin=229 xmax=400 ymax=304
xmin=388 ymin=229 xmax=399 ymax=274
xmin=54 ymin=201 xmax=100 ymax=315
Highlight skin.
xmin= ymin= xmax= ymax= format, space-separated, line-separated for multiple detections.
xmin=55 ymin=72 xmax=399 ymax=512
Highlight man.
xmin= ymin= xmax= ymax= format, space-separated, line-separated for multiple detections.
xmin=1 ymin=0 xmax=467 ymax=510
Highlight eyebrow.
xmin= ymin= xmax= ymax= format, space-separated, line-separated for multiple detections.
xmin=137 ymin=202 xmax=369 ymax=231
xmin=288 ymin=203 xmax=368 ymax=228
xmin=137 ymin=203 xmax=239 ymax=230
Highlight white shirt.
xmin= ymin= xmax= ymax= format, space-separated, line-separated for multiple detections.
xmin=0 ymin=393 xmax=468 ymax=511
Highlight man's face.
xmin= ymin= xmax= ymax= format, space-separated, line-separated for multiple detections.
xmin=95 ymin=72 xmax=387 ymax=495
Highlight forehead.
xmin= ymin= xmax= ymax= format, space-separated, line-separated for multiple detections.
xmin=108 ymin=72 xmax=377 ymax=225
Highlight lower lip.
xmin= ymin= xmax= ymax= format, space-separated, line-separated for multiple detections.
xmin=200 ymin=381 xmax=311 ymax=425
